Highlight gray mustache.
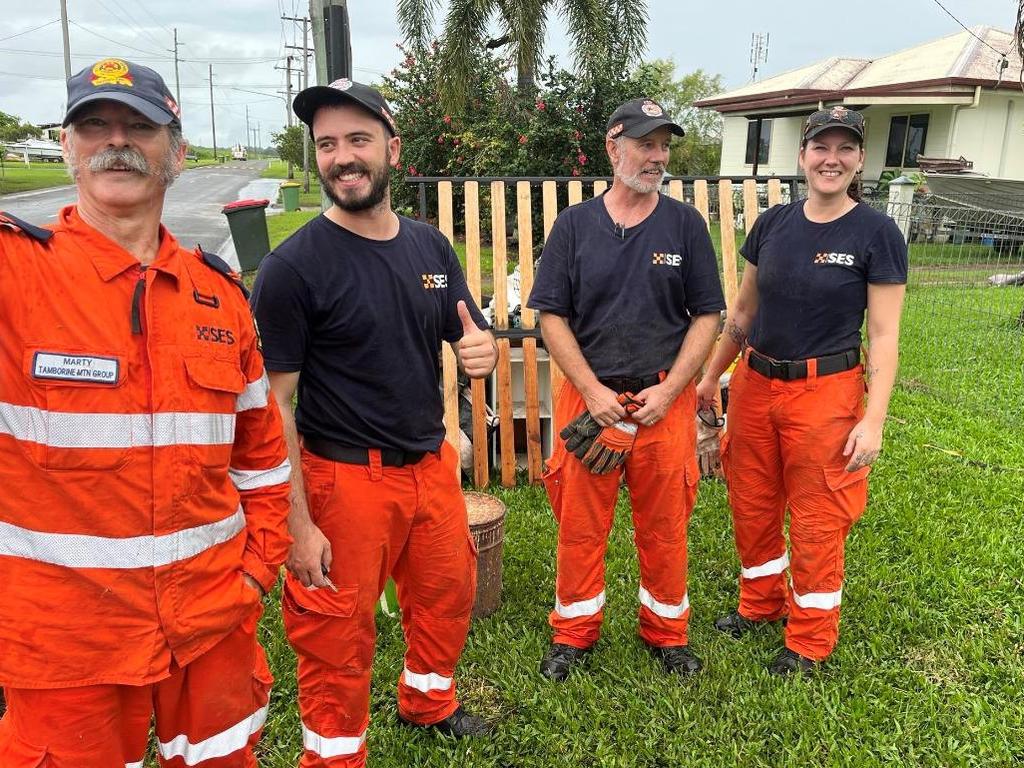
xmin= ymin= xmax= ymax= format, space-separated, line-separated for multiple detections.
xmin=88 ymin=148 xmax=150 ymax=174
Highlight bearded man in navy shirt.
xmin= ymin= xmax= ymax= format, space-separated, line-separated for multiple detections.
xmin=528 ymin=98 xmax=726 ymax=681
xmin=251 ymin=80 xmax=497 ymax=768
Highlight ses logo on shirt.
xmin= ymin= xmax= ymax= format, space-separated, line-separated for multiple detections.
xmin=422 ymin=273 xmax=448 ymax=289
xmin=651 ymin=252 xmax=682 ymax=266
xmin=813 ymin=252 xmax=856 ymax=266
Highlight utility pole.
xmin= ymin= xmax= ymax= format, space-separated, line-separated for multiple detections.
xmin=208 ymin=64 xmax=218 ymax=162
xmin=284 ymin=14 xmax=312 ymax=191
xmin=312 ymin=1 xmax=352 ymax=209
xmin=171 ymin=29 xmax=182 ymax=107
xmin=59 ymin=0 xmax=72 ymax=80
xmin=245 ymin=104 xmax=251 ymax=156
xmin=275 ymin=55 xmax=296 ymax=178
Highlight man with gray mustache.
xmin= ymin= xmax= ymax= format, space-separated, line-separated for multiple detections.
xmin=0 ymin=59 xmax=291 ymax=766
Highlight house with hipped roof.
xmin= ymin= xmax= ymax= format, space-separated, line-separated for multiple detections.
xmin=695 ymin=26 xmax=1024 ymax=182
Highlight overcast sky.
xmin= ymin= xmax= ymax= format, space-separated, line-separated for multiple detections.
xmin=1 ymin=0 xmax=1016 ymax=149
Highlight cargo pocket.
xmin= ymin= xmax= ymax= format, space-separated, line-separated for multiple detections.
xmin=822 ymin=464 xmax=871 ymax=526
xmin=719 ymin=431 xmax=732 ymax=481
xmin=251 ymin=639 xmax=274 ymax=713
xmin=542 ymin=461 xmax=565 ymax=523
xmin=0 ymin=720 xmax=53 ymax=767
xmin=183 ymin=356 xmax=245 ymax=468
xmin=282 ymin=575 xmax=367 ymax=670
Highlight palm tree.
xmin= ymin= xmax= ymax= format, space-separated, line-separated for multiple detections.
xmin=397 ymin=0 xmax=648 ymax=107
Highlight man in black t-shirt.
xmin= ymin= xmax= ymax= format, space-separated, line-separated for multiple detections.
xmin=251 ymin=80 xmax=497 ymax=767
xmin=527 ymin=98 xmax=726 ymax=680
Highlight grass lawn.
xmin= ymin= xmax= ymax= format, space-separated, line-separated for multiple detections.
xmin=267 ymin=210 xmax=320 ymax=250
xmin=246 ymin=302 xmax=1024 ymax=765
xmin=0 ymin=161 xmax=70 ymax=195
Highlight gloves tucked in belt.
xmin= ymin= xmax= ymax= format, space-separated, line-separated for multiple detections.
xmin=560 ymin=393 xmax=641 ymax=475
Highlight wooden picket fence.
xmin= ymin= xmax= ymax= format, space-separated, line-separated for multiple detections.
xmin=426 ymin=176 xmax=797 ymax=488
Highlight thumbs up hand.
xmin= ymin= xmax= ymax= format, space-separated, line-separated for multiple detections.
xmin=456 ymin=300 xmax=497 ymax=379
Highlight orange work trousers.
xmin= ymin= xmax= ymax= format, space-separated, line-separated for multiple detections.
xmin=543 ymin=380 xmax=700 ymax=650
xmin=284 ymin=443 xmax=476 ymax=768
xmin=0 ymin=606 xmax=271 ymax=767
xmin=720 ymin=353 xmax=871 ymax=661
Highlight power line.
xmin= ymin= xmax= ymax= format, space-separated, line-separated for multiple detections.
xmin=68 ymin=20 xmax=167 ymax=57
xmin=91 ymin=0 xmax=169 ymax=53
xmin=0 ymin=19 xmax=59 ymax=43
xmin=928 ymin=0 xmax=1008 ymax=57
xmin=0 ymin=47 xmax=279 ymax=65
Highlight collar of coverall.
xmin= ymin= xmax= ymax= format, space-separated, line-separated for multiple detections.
xmin=59 ymin=205 xmax=182 ymax=282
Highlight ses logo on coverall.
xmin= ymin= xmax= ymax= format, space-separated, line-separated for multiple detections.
xmin=32 ymin=352 xmax=120 ymax=384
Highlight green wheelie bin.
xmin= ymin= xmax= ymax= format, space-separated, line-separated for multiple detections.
xmin=221 ymin=198 xmax=270 ymax=272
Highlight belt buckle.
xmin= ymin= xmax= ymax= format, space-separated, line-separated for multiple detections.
xmin=770 ymin=359 xmax=791 ymax=380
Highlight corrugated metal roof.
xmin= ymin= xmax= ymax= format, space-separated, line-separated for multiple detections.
xmin=705 ymin=26 xmax=1021 ymax=103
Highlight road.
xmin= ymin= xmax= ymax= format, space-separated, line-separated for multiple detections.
xmin=0 ymin=160 xmax=284 ymax=268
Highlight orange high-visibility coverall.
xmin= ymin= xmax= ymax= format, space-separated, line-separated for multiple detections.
xmin=0 ymin=207 xmax=291 ymax=767
xmin=721 ymin=351 xmax=870 ymax=661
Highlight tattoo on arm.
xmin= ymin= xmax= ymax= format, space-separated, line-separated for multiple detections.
xmin=726 ymin=320 xmax=748 ymax=346
xmin=866 ymin=364 xmax=879 ymax=381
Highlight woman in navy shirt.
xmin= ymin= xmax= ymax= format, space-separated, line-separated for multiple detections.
xmin=696 ymin=107 xmax=907 ymax=675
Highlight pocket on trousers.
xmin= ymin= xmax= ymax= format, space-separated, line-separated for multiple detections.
xmin=251 ymin=640 xmax=273 ymax=710
xmin=719 ymin=431 xmax=732 ymax=480
xmin=542 ymin=462 xmax=565 ymax=523
xmin=822 ymin=464 xmax=871 ymax=526
xmin=823 ymin=464 xmax=871 ymax=491
xmin=0 ymin=720 xmax=53 ymax=768
xmin=283 ymin=577 xmax=358 ymax=618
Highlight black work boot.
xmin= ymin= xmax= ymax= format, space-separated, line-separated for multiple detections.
xmin=539 ymin=643 xmax=592 ymax=681
xmin=399 ymin=705 xmax=491 ymax=737
xmin=714 ymin=610 xmax=785 ymax=639
xmin=649 ymin=645 xmax=703 ymax=676
xmin=768 ymin=647 xmax=818 ymax=677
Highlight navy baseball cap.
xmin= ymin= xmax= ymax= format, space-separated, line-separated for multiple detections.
xmin=63 ymin=58 xmax=181 ymax=127
xmin=803 ymin=106 xmax=865 ymax=143
xmin=293 ymin=78 xmax=398 ymax=136
xmin=606 ymin=98 xmax=684 ymax=140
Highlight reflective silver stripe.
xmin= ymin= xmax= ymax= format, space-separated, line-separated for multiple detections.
xmin=741 ymin=552 xmax=789 ymax=580
xmin=402 ymin=667 xmax=453 ymax=693
xmin=554 ymin=591 xmax=605 ymax=619
xmin=0 ymin=507 xmax=245 ymax=569
xmin=638 ymin=586 xmax=689 ymax=619
xmin=235 ymin=373 xmax=270 ymax=412
xmin=0 ymin=401 xmax=235 ymax=448
xmin=301 ymin=724 xmax=367 ymax=758
xmin=125 ymin=761 xmax=144 ymax=768
xmin=792 ymin=587 xmax=842 ymax=610
xmin=229 ymin=459 xmax=291 ymax=491
xmin=158 ymin=702 xmax=267 ymax=765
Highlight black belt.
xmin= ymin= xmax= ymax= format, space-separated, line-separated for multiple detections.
xmin=747 ymin=348 xmax=860 ymax=381
xmin=304 ymin=436 xmax=429 ymax=467
xmin=598 ymin=373 xmax=661 ymax=394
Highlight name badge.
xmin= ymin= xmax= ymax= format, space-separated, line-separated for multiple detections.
xmin=32 ymin=352 xmax=120 ymax=385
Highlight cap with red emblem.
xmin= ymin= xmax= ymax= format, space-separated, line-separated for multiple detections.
xmin=605 ymin=98 xmax=684 ymax=141
xmin=292 ymin=79 xmax=398 ymax=137
xmin=802 ymin=106 xmax=865 ymax=143
xmin=63 ymin=58 xmax=181 ymax=127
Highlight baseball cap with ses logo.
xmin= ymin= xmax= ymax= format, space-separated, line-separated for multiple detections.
xmin=605 ymin=98 xmax=684 ymax=140
xmin=63 ymin=58 xmax=181 ymax=127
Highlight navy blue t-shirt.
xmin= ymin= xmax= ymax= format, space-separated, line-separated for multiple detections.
xmin=741 ymin=200 xmax=908 ymax=360
xmin=250 ymin=213 xmax=486 ymax=453
xmin=527 ymin=194 xmax=726 ymax=378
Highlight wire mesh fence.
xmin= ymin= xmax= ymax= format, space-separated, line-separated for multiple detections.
xmin=866 ymin=195 xmax=1024 ymax=432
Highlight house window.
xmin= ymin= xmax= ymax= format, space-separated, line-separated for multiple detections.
xmin=885 ymin=114 xmax=929 ymax=168
xmin=745 ymin=119 xmax=772 ymax=165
